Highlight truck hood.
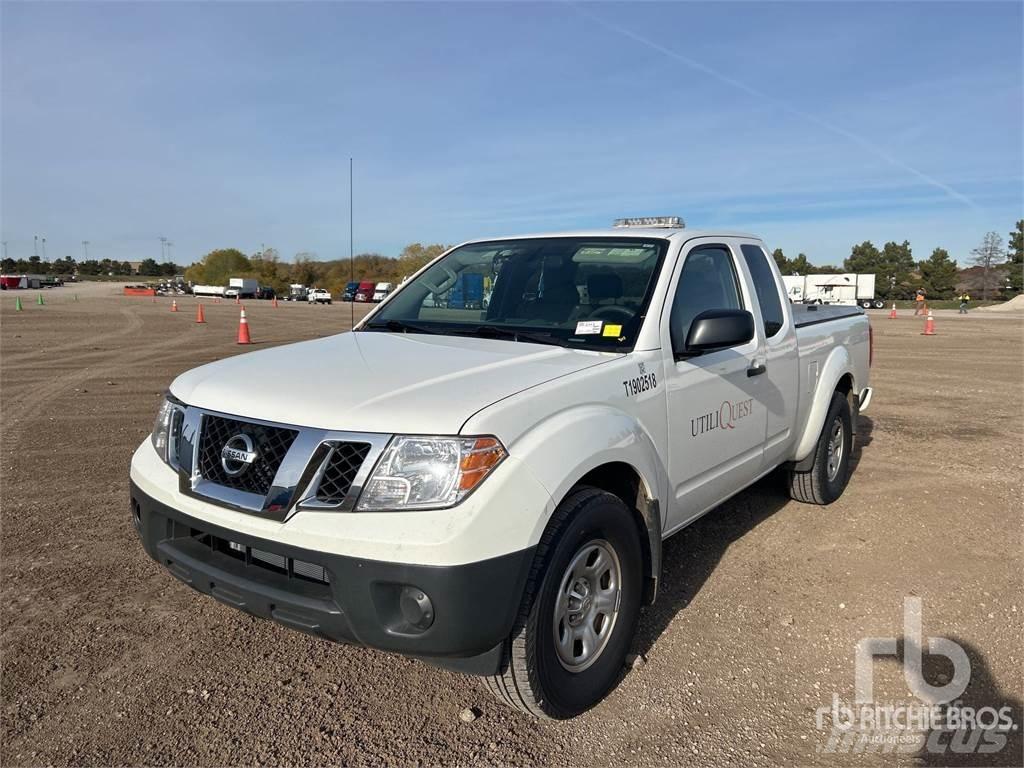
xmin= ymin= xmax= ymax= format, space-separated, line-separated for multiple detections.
xmin=170 ymin=331 xmax=617 ymax=434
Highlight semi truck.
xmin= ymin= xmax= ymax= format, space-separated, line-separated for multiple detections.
xmin=782 ymin=273 xmax=883 ymax=308
xmin=131 ymin=217 xmax=873 ymax=719
xmin=372 ymin=282 xmax=394 ymax=302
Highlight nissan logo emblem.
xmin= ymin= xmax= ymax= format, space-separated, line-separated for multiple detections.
xmin=221 ymin=433 xmax=258 ymax=476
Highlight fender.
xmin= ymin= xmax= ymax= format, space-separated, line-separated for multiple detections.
xmin=510 ymin=404 xmax=668 ymax=603
xmin=792 ymin=345 xmax=855 ymax=466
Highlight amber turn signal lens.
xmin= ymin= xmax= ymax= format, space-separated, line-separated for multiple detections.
xmin=458 ymin=437 xmax=506 ymax=491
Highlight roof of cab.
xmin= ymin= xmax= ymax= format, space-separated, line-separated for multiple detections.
xmin=461 ymin=227 xmax=761 ymax=244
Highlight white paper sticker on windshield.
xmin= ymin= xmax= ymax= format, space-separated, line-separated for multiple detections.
xmin=575 ymin=320 xmax=604 ymax=335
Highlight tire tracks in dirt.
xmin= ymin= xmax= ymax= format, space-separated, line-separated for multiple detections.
xmin=1 ymin=310 xmax=204 ymax=455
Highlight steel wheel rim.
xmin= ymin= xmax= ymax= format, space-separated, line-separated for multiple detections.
xmin=553 ymin=539 xmax=622 ymax=672
xmin=826 ymin=418 xmax=844 ymax=482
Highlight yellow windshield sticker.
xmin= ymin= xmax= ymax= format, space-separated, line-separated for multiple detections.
xmin=603 ymin=324 xmax=622 ymax=337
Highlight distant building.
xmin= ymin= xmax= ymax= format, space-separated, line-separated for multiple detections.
xmin=126 ymin=260 xmax=144 ymax=274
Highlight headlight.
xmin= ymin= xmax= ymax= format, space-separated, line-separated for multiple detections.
xmin=151 ymin=394 xmax=184 ymax=464
xmin=356 ymin=435 xmax=507 ymax=511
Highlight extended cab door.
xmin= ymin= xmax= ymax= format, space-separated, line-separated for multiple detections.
xmin=660 ymin=240 xmax=768 ymax=531
xmin=737 ymin=242 xmax=800 ymax=469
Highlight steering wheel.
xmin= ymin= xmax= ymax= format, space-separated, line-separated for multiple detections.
xmin=589 ymin=305 xmax=634 ymax=323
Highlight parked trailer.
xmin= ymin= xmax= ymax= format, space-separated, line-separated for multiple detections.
xmin=783 ymin=273 xmax=883 ymax=308
xmin=192 ymin=285 xmax=226 ymax=298
xmin=0 ymin=274 xmax=46 ymax=290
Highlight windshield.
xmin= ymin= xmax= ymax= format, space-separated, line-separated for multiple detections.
xmin=363 ymin=237 xmax=668 ymax=350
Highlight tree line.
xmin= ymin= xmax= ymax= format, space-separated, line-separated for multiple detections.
xmin=182 ymin=243 xmax=450 ymax=297
xmin=5 ymin=221 xmax=1021 ymax=301
xmin=771 ymin=221 xmax=1022 ymax=300
xmin=0 ymin=254 xmax=180 ymax=277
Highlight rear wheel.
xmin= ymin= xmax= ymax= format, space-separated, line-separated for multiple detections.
xmin=788 ymin=390 xmax=853 ymax=505
xmin=484 ymin=488 xmax=642 ymax=719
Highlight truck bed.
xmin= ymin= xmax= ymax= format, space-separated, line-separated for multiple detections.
xmin=791 ymin=303 xmax=864 ymax=328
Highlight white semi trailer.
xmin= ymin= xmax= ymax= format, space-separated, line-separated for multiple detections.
xmin=782 ymin=273 xmax=883 ymax=308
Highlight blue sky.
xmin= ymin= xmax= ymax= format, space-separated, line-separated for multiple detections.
xmin=2 ymin=1 xmax=1021 ymax=267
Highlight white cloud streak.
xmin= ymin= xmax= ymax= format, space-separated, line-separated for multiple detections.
xmin=570 ymin=3 xmax=980 ymax=211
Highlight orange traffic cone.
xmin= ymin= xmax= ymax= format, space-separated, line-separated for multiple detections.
xmin=922 ymin=310 xmax=936 ymax=336
xmin=237 ymin=306 xmax=252 ymax=344
xmin=272 ymin=296 xmax=279 ymax=308
xmin=196 ymin=304 xmax=206 ymax=324
xmin=888 ymin=302 xmax=897 ymax=319
xmin=235 ymin=295 xmax=240 ymax=305
xmin=171 ymin=299 xmax=178 ymax=312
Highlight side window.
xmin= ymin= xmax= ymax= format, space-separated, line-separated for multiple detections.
xmin=670 ymin=246 xmax=743 ymax=350
xmin=740 ymin=244 xmax=784 ymax=337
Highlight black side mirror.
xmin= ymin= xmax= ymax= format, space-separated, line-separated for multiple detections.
xmin=676 ymin=309 xmax=755 ymax=357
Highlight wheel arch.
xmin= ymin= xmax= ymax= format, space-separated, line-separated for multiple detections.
xmin=791 ymin=346 xmax=856 ymax=468
xmin=572 ymin=462 xmax=662 ymax=605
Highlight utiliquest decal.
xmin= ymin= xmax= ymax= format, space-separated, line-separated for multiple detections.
xmin=691 ymin=398 xmax=755 ymax=437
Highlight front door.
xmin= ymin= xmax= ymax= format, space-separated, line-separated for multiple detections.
xmin=661 ymin=241 xmax=768 ymax=531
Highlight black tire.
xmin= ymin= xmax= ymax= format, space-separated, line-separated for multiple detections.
xmin=788 ymin=390 xmax=853 ymax=505
xmin=484 ymin=487 xmax=643 ymax=719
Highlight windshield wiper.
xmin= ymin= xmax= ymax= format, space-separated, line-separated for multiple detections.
xmin=364 ymin=319 xmax=441 ymax=335
xmin=458 ymin=325 xmax=568 ymax=347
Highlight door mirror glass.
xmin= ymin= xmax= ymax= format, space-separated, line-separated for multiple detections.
xmin=676 ymin=309 xmax=754 ymax=356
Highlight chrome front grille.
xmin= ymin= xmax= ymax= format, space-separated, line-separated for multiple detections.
xmin=176 ymin=406 xmax=390 ymax=520
xmin=196 ymin=415 xmax=298 ymax=496
xmin=315 ymin=443 xmax=372 ymax=504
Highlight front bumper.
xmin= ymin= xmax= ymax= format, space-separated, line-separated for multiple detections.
xmin=130 ymin=481 xmax=534 ymax=675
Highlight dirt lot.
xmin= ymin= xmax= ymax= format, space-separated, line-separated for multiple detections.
xmin=2 ymin=287 xmax=1022 ymax=767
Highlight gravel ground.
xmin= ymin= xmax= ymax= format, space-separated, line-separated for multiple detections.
xmin=1 ymin=289 xmax=1021 ymax=767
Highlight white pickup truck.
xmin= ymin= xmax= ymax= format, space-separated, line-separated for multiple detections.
xmin=307 ymin=288 xmax=332 ymax=305
xmin=130 ymin=218 xmax=872 ymax=719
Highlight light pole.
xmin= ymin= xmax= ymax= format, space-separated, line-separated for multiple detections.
xmin=34 ymin=235 xmax=38 ymax=258
xmin=42 ymin=237 xmax=47 ymax=262
xmin=166 ymin=241 xmax=173 ymax=264
xmin=160 ymin=236 xmax=167 ymax=261
xmin=1 ymin=241 xmax=7 ymax=260
xmin=82 ymin=240 xmax=90 ymax=260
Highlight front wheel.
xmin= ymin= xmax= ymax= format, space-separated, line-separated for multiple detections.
xmin=788 ymin=390 xmax=853 ymax=504
xmin=484 ymin=488 xmax=642 ymax=719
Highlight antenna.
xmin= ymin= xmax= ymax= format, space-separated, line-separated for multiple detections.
xmin=349 ymin=157 xmax=355 ymax=329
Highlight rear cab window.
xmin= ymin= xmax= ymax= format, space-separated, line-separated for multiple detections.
xmin=739 ymin=244 xmax=785 ymax=337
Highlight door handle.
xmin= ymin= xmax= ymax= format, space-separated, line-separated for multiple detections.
xmin=747 ymin=363 xmax=767 ymax=377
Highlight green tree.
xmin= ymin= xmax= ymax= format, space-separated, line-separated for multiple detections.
xmin=138 ymin=258 xmax=160 ymax=275
xmin=290 ymin=252 xmax=319 ymax=286
xmin=788 ymin=253 xmax=812 ymax=275
xmin=184 ymin=248 xmax=252 ymax=286
xmin=881 ymin=241 xmax=916 ymax=298
xmin=844 ymin=240 xmax=913 ymax=299
xmin=771 ymin=248 xmax=789 ymax=273
xmin=1007 ymin=220 xmax=1023 ymax=294
xmin=918 ymin=248 xmax=958 ymax=299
